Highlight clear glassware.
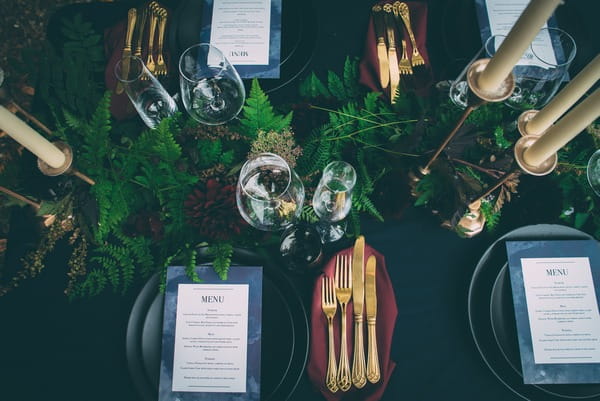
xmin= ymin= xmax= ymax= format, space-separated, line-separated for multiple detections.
xmin=450 ymin=29 xmax=576 ymax=110
xmin=587 ymin=149 xmax=600 ymax=196
xmin=312 ymin=161 xmax=357 ymax=243
xmin=115 ymin=55 xmax=178 ymax=129
xmin=486 ymin=28 xmax=576 ymax=111
xmin=236 ymin=153 xmax=305 ymax=231
xmin=179 ymin=43 xmax=245 ymax=125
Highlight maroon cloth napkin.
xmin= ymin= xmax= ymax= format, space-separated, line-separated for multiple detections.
xmin=104 ymin=19 xmax=136 ymax=120
xmin=359 ymin=1 xmax=434 ymax=99
xmin=307 ymin=244 xmax=398 ymax=401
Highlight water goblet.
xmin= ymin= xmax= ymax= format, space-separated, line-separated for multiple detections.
xmin=236 ymin=153 xmax=305 ymax=231
xmin=587 ymin=149 xmax=600 ymax=196
xmin=114 ymin=55 xmax=178 ymax=129
xmin=179 ymin=43 xmax=245 ymax=125
xmin=312 ymin=161 xmax=357 ymax=243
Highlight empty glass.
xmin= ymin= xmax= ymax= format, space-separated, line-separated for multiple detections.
xmin=486 ymin=28 xmax=576 ymax=110
xmin=236 ymin=153 xmax=305 ymax=231
xmin=312 ymin=161 xmax=356 ymax=242
xmin=587 ymin=149 xmax=600 ymax=196
xmin=179 ymin=43 xmax=245 ymax=125
xmin=114 ymin=55 xmax=178 ymax=129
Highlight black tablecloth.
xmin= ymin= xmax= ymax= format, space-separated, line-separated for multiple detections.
xmin=1 ymin=0 xmax=599 ymax=400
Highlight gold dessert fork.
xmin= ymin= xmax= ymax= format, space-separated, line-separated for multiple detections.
xmin=321 ymin=276 xmax=338 ymax=393
xmin=396 ymin=2 xmax=425 ymax=67
xmin=144 ymin=4 xmax=159 ymax=76
xmin=335 ymin=253 xmax=352 ymax=392
xmin=399 ymin=40 xmax=413 ymax=75
xmin=154 ymin=8 xmax=168 ymax=77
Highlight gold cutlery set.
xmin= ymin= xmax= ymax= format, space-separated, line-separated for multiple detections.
xmin=321 ymin=236 xmax=380 ymax=393
xmin=372 ymin=2 xmax=425 ymax=102
xmin=116 ymin=1 xmax=169 ymax=93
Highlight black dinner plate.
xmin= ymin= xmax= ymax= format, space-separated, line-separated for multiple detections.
xmin=126 ymin=248 xmax=309 ymax=401
xmin=468 ymin=224 xmax=600 ymax=401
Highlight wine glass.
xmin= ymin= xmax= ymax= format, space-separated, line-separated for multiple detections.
xmin=236 ymin=153 xmax=305 ymax=231
xmin=178 ymin=43 xmax=245 ymax=125
xmin=114 ymin=55 xmax=178 ymax=129
xmin=312 ymin=161 xmax=356 ymax=242
xmin=587 ymin=149 xmax=600 ymax=196
xmin=484 ymin=28 xmax=576 ymax=110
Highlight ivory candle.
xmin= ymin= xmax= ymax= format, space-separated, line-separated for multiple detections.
xmin=478 ymin=0 xmax=562 ymax=93
xmin=527 ymin=54 xmax=600 ymax=136
xmin=523 ymin=88 xmax=600 ymax=167
xmin=0 ymin=105 xmax=66 ymax=168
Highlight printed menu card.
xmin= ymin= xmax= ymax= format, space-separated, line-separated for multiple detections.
xmin=200 ymin=0 xmax=282 ymax=78
xmin=159 ymin=265 xmax=263 ymax=401
xmin=506 ymin=240 xmax=600 ymax=384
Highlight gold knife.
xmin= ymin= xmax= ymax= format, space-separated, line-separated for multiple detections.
xmin=383 ymin=4 xmax=400 ymax=104
xmin=133 ymin=6 xmax=148 ymax=57
xmin=371 ymin=5 xmax=389 ymax=89
xmin=116 ymin=8 xmax=137 ymax=94
xmin=365 ymin=255 xmax=380 ymax=383
xmin=351 ymin=235 xmax=366 ymax=388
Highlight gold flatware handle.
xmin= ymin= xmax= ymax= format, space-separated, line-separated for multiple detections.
xmin=351 ymin=315 xmax=367 ymax=388
xmin=134 ymin=7 xmax=147 ymax=57
xmin=326 ymin=319 xmax=338 ymax=393
xmin=116 ymin=8 xmax=137 ymax=94
xmin=396 ymin=1 xmax=425 ymax=66
xmin=337 ymin=304 xmax=352 ymax=391
xmin=366 ymin=317 xmax=380 ymax=383
xmin=145 ymin=9 xmax=158 ymax=72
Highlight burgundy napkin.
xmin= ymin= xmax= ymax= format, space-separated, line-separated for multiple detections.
xmin=359 ymin=1 xmax=434 ymax=99
xmin=307 ymin=244 xmax=398 ymax=401
xmin=104 ymin=19 xmax=136 ymax=120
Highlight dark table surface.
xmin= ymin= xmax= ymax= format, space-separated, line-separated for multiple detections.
xmin=1 ymin=1 xmax=599 ymax=400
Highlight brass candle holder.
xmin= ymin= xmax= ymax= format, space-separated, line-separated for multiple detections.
xmin=517 ymin=110 xmax=545 ymax=137
xmin=37 ymin=141 xmax=96 ymax=185
xmin=413 ymin=59 xmax=515 ymax=180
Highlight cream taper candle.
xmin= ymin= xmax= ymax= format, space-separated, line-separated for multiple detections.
xmin=0 ymin=105 xmax=66 ymax=168
xmin=523 ymin=88 xmax=600 ymax=167
xmin=526 ymin=54 xmax=600 ymax=136
xmin=478 ymin=0 xmax=562 ymax=93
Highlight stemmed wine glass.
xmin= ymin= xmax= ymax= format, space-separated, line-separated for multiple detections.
xmin=179 ymin=43 xmax=245 ymax=125
xmin=312 ymin=161 xmax=356 ymax=242
xmin=236 ymin=153 xmax=305 ymax=231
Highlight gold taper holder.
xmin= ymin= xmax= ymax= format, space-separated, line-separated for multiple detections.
xmin=513 ymin=135 xmax=557 ymax=176
xmin=517 ymin=110 xmax=545 ymax=137
xmin=37 ymin=141 xmax=96 ymax=185
xmin=456 ymin=199 xmax=486 ymax=238
xmin=414 ymin=58 xmax=515 ymax=182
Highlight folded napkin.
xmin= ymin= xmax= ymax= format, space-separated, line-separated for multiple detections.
xmin=307 ymin=244 xmax=398 ymax=401
xmin=359 ymin=1 xmax=433 ymax=99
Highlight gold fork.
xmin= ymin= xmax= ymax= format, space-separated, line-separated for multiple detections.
xmin=335 ymin=253 xmax=352 ymax=392
xmin=321 ymin=276 xmax=338 ymax=393
xmin=399 ymin=40 xmax=413 ymax=75
xmin=154 ymin=8 xmax=168 ymax=77
xmin=396 ymin=2 xmax=425 ymax=67
xmin=144 ymin=4 xmax=159 ymax=76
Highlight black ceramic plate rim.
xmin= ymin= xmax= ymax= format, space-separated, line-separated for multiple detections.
xmin=126 ymin=247 xmax=309 ymax=401
xmin=468 ymin=224 xmax=599 ymax=401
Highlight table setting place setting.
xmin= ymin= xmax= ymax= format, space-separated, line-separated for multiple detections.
xmin=1 ymin=0 xmax=600 ymax=401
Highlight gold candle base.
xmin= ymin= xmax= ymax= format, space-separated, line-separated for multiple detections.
xmin=517 ymin=110 xmax=546 ymax=137
xmin=37 ymin=141 xmax=96 ymax=185
xmin=37 ymin=141 xmax=73 ymax=176
xmin=456 ymin=200 xmax=486 ymax=238
xmin=513 ymin=135 xmax=557 ymax=176
xmin=467 ymin=58 xmax=516 ymax=103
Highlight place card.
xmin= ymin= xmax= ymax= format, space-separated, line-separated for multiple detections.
xmin=159 ymin=265 xmax=263 ymax=401
xmin=200 ymin=0 xmax=282 ymax=78
xmin=506 ymin=240 xmax=600 ymax=384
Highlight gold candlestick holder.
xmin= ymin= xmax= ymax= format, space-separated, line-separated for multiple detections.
xmin=517 ymin=110 xmax=546 ymax=137
xmin=413 ymin=58 xmax=515 ymax=181
xmin=37 ymin=141 xmax=96 ymax=185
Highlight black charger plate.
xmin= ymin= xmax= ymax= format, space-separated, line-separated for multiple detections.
xmin=126 ymin=248 xmax=309 ymax=401
xmin=469 ymin=224 xmax=600 ymax=401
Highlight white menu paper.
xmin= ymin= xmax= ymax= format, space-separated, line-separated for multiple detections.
xmin=209 ymin=0 xmax=271 ymax=65
xmin=521 ymin=257 xmax=600 ymax=364
xmin=484 ymin=0 xmax=557 ymax=68
xmin=172 ymin=284 xmax=249 ymax=392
